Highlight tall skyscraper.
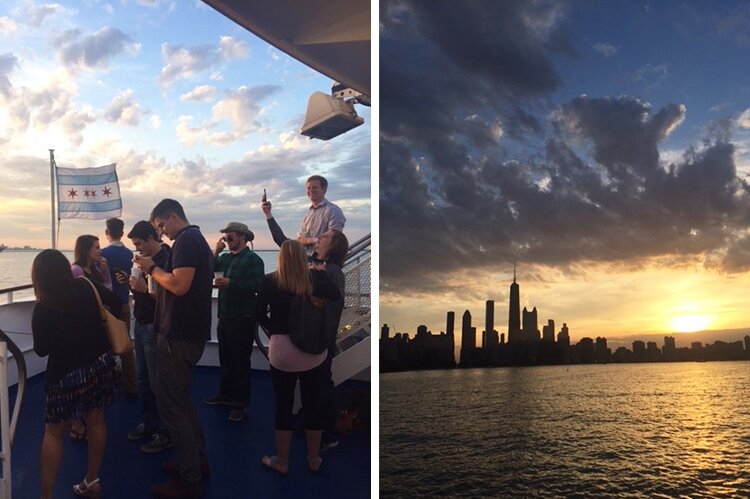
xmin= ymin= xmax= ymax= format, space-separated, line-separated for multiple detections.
xmin=446 ymin=311 xmax=456 ymax=363
xmin=460 ymin=310 xmax=474 ymax=366
xmin=508 ymin=264 xmax=521 ymax=342
xmin=381 ymin=323 xmax=390 ymax=340
xmin=522 ymin=306 xmax=539 ymax=340
xmin=542 ymin=319 xmax=555 ymax=342
xmin=484 ymin=300 xmax=494 ymax=350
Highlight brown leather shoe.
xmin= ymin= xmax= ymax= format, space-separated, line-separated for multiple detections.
xmin=160 ymin=460 xmax=210 ymax=480
xmin=150 ymin=478 xmax=204 ymax=498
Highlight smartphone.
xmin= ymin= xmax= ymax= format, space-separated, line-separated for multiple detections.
xmin=262 ymin=188 xmax=267 ymax=202
xmin=114 ymin=267 xmax=128 ymax=278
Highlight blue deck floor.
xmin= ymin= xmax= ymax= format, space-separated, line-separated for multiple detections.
xmin=8 ymin=367 xmax=371 ymax=498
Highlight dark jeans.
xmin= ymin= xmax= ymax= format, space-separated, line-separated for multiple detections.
xmin=217 ymin=316 xmax=255 ymax=407
xmin=134 ymin=320 xmax=164 ymax=433
xmin=270 ymin=361 xmax=327 ymax=431
xmin=156 ymin=334 xmax=207 ymax=482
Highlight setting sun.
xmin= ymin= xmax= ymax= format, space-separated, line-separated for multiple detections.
xmin=670 ymin=314 xmax=712 ymax=333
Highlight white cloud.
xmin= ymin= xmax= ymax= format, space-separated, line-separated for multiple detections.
xmin=175 ymin=114 xmax=209 ymax=146
xmin=54 ymin=27 xmax=137 ymax=71
xmin=104 ymin=89 xmax=142 ymax=126
xmin=0 ymin=53 xmax=18 ymax=97
xmin=160 ymin=37 xmax=249 ymax=86
xmin=209 ymin=84 xmax=280 ymax=144
xmin=62 ymin=107 xmax=97 ymax=146
xmin=738 ymin=108 xmax=750 ymax=129
xmin=219 ymin=36 xmax=250 ymax=60
xmin=0 ymin=17 xmax=19 ymax=35
xmin=150 ymin=114 xmax=162 ymax=128
xmin=26 ymin=3 xmax=64 ymax=27
xmin=593 ymin=42 xmax=617 ymax=57
xmin=160 ymin=42 xmax=216 ymax=85
xmin=179 ymin=85 xmax=217 ymax=102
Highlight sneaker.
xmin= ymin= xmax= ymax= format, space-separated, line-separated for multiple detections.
xmin=141 ymin=434 xmax=175 ymax=454
xmin=320 ymin=433 xmax=339 ymax=452
xmin=228 ymin=407 xmax=245 ymax=422
xmin=127 ymin=423 xmax=152 ymax=441
xmin=150 ymin=477 xmax=203 ymax=498
xmin=161 ymin=460 xmax=210 ymax=479
xmin=204 ymin=394 xmax=231 ymax=406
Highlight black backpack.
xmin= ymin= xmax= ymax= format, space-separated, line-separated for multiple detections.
xmin=288 ymin=294 xmax=343 ymax=354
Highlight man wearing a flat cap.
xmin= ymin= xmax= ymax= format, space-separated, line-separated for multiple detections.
xmin=205 ymin=222 xmax=264 ymax=422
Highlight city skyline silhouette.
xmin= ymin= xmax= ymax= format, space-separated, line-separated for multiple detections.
xmin=381 ymin=270 xmax=750 ymax=372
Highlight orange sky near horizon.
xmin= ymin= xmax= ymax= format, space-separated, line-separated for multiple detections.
xmin=380 ymin=259 xmax=750 ymax=348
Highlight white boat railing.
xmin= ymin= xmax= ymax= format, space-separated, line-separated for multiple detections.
xmin=0 ymin=329 xmax=26 ymax=499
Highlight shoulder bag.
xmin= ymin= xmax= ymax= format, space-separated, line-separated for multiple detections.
xmin=82 ymin=277 xmax=134 ymax=355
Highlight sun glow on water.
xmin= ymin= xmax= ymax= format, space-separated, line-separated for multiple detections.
xmin=670 ymin=314 xmax=711 ymax=333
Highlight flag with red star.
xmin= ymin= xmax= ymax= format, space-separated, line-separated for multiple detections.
xmin=56 ymin=163 xmax=122 ymax=219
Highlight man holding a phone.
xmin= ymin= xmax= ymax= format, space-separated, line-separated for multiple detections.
xmin=102 ymin=217 xmax=137 ymax=397
xmin=260 ymin=175 xmax=346 ymax=255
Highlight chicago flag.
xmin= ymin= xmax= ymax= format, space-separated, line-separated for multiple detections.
xmin=56 ymin=163 xmax=122 ymax=219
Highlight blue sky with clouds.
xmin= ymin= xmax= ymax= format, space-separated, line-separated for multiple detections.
xmin=0 ymin=0 xmax=371 ymax=250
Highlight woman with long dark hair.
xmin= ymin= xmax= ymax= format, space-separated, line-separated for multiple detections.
xmin=71 ymin=235 xmax=113 ymax=290
xmin=32 ymin=249 xmax=121 ymax=498
xmin=69 ymin=235 xmax=113 ymax=444
xmin=255 ymin=240 xmax=342 ymax=474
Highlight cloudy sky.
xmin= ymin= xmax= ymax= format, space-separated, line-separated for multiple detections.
xmin=0 ymin=0 xmax=370 ymax=251
xmin=380 ymin=0 xmax=750 ymax=346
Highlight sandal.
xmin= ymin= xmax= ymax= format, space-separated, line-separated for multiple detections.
xmin=73 ymin=476 xmax=101 ymax=498
xmin=70 ymin=428 xmax=88 ymax=443
xmin=307 ymin=455 xmax=322 ymax=472
xmin=261 ymin=455 xmax=289 ymax=475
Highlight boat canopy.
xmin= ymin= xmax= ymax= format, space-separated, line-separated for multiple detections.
xmin=202 ymin=0 xmax=371 ymax=99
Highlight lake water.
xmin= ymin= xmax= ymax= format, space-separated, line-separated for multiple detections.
xmin=380 ymin=363 xmax=750 ymax=497
xmin=0 ymin=249 xmax=279 ymax=302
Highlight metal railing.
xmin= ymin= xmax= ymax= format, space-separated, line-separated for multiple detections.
xmin=0 ymin=285 xmax=33 ymax=306
xmin=0 ymin=330 xmax=28 ymax=499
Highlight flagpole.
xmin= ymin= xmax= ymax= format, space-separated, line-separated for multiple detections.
xmin=49 ymin=149 xmax=56 ymax=249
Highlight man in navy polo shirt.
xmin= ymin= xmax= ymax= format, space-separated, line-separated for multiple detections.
xmin=135 ymin=199 xmax=213 ymax=498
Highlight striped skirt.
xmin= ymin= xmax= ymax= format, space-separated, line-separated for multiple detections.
xmin=44 ymin=351 xmax=120 ymax=423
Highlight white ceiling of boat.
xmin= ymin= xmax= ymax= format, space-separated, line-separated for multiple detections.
xmin=202 ymin=0 xmax=371 ymax=98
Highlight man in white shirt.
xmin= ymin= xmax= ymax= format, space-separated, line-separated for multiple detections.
xmin=261 ymin=175 xmax=346 ymax=254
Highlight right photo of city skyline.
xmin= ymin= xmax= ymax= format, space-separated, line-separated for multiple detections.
xmin=379 ymin=1 xmax=750 ymax=497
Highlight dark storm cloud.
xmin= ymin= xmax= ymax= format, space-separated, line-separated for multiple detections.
xmin=380 ymin=0 xmax=750 ymax=293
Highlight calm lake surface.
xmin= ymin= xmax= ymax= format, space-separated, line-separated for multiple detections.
xmin=380 ymin=362 xmax=750 ymax=498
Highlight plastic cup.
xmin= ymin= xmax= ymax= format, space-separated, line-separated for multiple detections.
xmin=132 ymin=267 xmax=142 ymax=280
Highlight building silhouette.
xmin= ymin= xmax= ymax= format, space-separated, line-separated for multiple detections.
xmin=380 ymin=268 xmax=750 ymax=372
